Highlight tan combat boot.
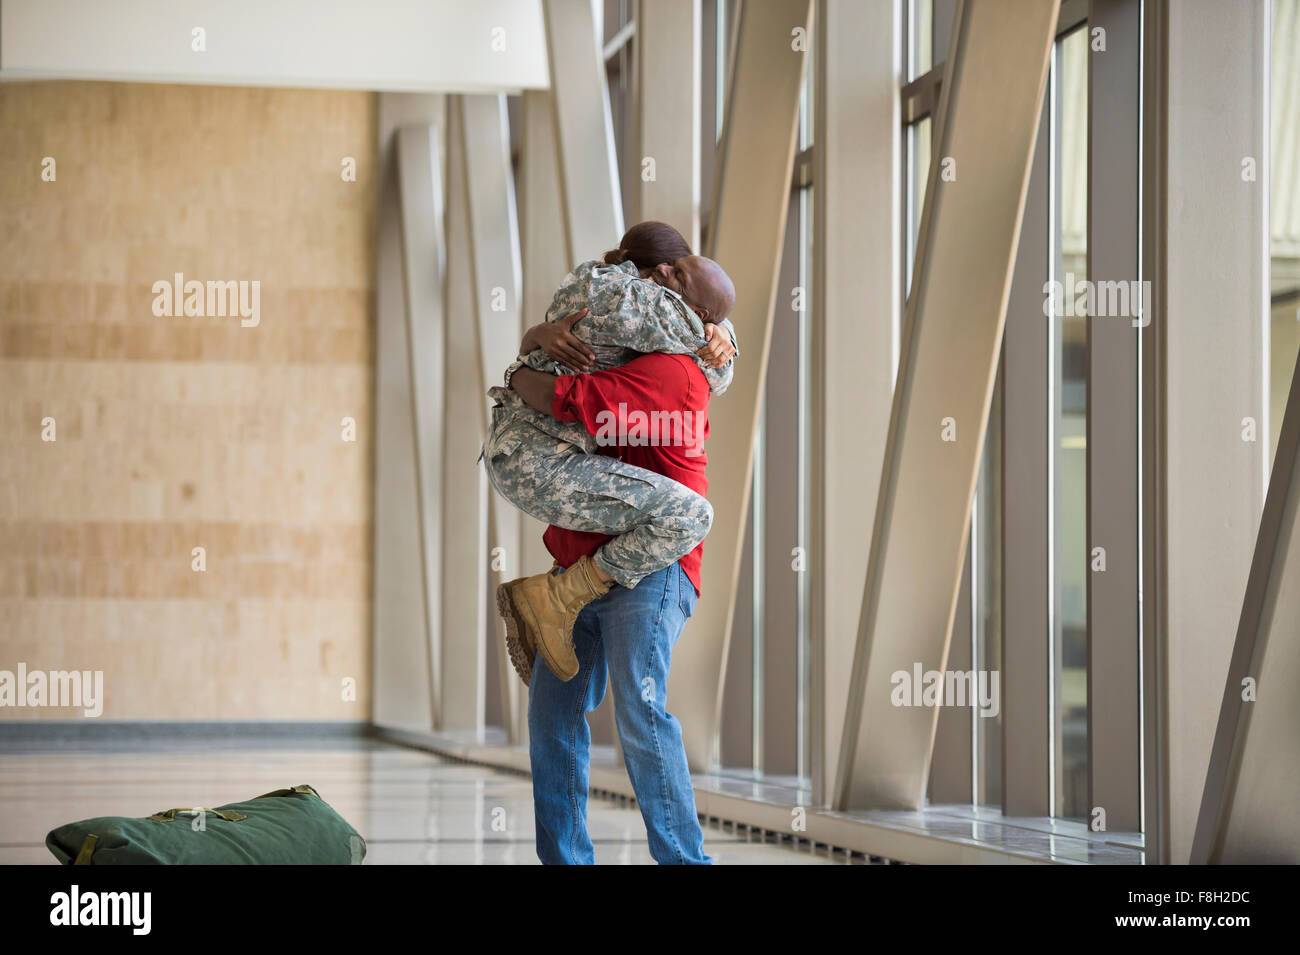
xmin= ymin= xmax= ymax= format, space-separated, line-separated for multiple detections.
xmin=495 ymin=561 xmax=567 ymax=686
xmin=495 ymin=556 xmax=612 ymax=683
xmin=495 ymin=570 xmax=541 ymax=687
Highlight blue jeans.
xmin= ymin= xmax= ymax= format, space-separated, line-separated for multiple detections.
xmin=528 ymin=561 xmax=712 ymax=865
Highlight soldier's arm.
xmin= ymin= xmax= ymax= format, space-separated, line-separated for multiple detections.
xmin=583 ymin=275 xmax=704 ymax=350
xmin=586 ymin=271 xmax=740 ymax=396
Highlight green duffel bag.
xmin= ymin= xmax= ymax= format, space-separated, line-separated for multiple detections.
xmin=46 ymin=784 xmax=366 ymax=865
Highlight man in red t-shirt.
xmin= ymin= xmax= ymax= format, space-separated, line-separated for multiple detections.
xmin=506 ymin=351 xmax=715 ymax=864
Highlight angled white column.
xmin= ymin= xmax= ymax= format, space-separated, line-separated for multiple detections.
xmin=372 ymin=94 xmax=446 ymax=734
xmin=1143 ymin=0 xmax=1269 ymax=863
xmin=440 ymin=100 xmax=489 ymax=737
xmin=459 ymin=93 xmax=527 ymax=744
xmin=671 ymin=0 xmax=813 ymax=771
xmin=519 ymin=87 xmax=619 ymax=753
xmin=517 ymin=89 xmax=566 ymax=580
xmin=635 ymin=0 xmax=702 ymax=247
xmin=810 ymin=0 xmax=902 ymax=803
xmin=1192 ymin=349 xmax=1300 ymax=865
xmin=834 ymin=0 xmax=1059 ymax=811
xmin=539 ymin=0 xmax=627 ymax=753
xmin=395 ymin=123 xmax=448 ymax=729
xmin=543 ymin=0 xmax=624 ymax=261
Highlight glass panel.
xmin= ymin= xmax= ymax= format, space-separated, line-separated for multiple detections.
xmin=700 ymin=0 xmax=737 ymax=251
xmin=909 ymin=0 xmax=934 ymax=81
xmin=798 ymin=180 xmax=813 ymax=780
xmin=906 ymin=115 xmax=932 ymax=295
xmin=1053 ymin=25 xmax=1089 ymax=821
xmin=975 ymin=371 xmax=1004 ymax=807
xmin=603 ymin=0 xmax=635 ymax=227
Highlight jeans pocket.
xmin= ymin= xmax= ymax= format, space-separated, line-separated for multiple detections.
xmin=677 ymin=564 xmax=697 ymax=619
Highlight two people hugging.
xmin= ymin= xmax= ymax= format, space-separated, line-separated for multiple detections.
xmin=479 ymin=219 xmax=737 ymax=865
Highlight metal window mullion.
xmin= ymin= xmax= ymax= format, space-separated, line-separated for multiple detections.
xmin=796 ymin=179 xmax=812 ymax=782
xmin=752 ymin=410 xmax=765 ymax=773
xmin=1001 ymin=92 xmax=1054 ymax=819
xmin=1048 ymin=37 xmax=1063 ymax=820
xmin=1144 ymin=0 xmax=1269 ymax=865
xmin=1086 ymin=0 xmax=1143 ymax=836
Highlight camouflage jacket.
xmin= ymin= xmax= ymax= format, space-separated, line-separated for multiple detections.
xmin=486 ymin=259 xmax=739 ymax=454
xmin=524 ymin=259 xmax=738 ymax=396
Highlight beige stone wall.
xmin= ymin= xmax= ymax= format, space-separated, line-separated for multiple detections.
xmin=0 ymin=81 xmax=377 ymax=721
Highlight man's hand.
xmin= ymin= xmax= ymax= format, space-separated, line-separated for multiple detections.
xmin=525 ymin=309 xmax=595 ymax=372
xmin=696 ymin=322 xmax=736 ymax=368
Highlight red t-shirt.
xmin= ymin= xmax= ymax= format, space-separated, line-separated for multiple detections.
xmin=543 ymin=352 xmax=711 ymax=595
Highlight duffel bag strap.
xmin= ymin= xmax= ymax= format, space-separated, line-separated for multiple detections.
xmin=254 ymin=784 xmax=319 ymax=800
xmin=73 ymin=833 xmax=99 ymax=865
xmin=148 ymin=807 xmax=248 ymax=823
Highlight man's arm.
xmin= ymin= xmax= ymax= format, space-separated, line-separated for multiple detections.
xmin=510 ymin=366 xmax=559 ymax=416
xmin=513 ymin=353 xmax=698 ymax=440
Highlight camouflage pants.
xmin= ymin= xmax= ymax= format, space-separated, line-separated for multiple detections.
xmin=482 ymin=409 xmax=713 ymax=590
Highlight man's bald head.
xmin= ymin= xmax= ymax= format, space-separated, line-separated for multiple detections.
xmin=648 ymin=254 xmax=736 ymax=324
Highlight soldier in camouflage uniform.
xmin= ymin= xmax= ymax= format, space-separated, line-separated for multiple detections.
xmin=482 ymin=255 xmax=737 ymax=594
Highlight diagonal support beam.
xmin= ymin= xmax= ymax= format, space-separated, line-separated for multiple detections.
xmin=635 ymin=0 xmax=701 ymax=248
xmin=1192 ymin=344 xmax=1300 ymax=865
xmin=372 ymin=94 xmax=446 ymax=734
xmin=395 ymin=123 xmax=448 ymax=730
xmin=458 ymin=93 xmax=527 ymax=744
xmin=543 ymin=0 xmax=624 ymax=262
xmin=834 ymin=0 xmax=1060 ymax=811
xmin=440 ymin=102 xmax=489 ymax=737
xmin=535 ymin=1 xmax=628 ymax=754
xmin=517 ymin=89 xmax=567 ymax=581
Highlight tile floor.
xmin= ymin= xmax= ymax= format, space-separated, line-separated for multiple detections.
xmin=0 ymin=737 xmax=842 ymax=865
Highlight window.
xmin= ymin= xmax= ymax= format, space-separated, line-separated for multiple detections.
xmin=1052 ymin=24 xmax=1090 ymax=821
xmin=603 ymin=0 xmax=637 ymax=224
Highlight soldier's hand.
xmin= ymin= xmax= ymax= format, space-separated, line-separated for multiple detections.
xmin=696 ymin=322 xmax=736 ymax=368
xmin=534 ymin=309 xmax=594 ymax=371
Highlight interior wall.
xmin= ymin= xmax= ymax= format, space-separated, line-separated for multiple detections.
xmin=0 ymin=80 xmax=378 ymax=721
